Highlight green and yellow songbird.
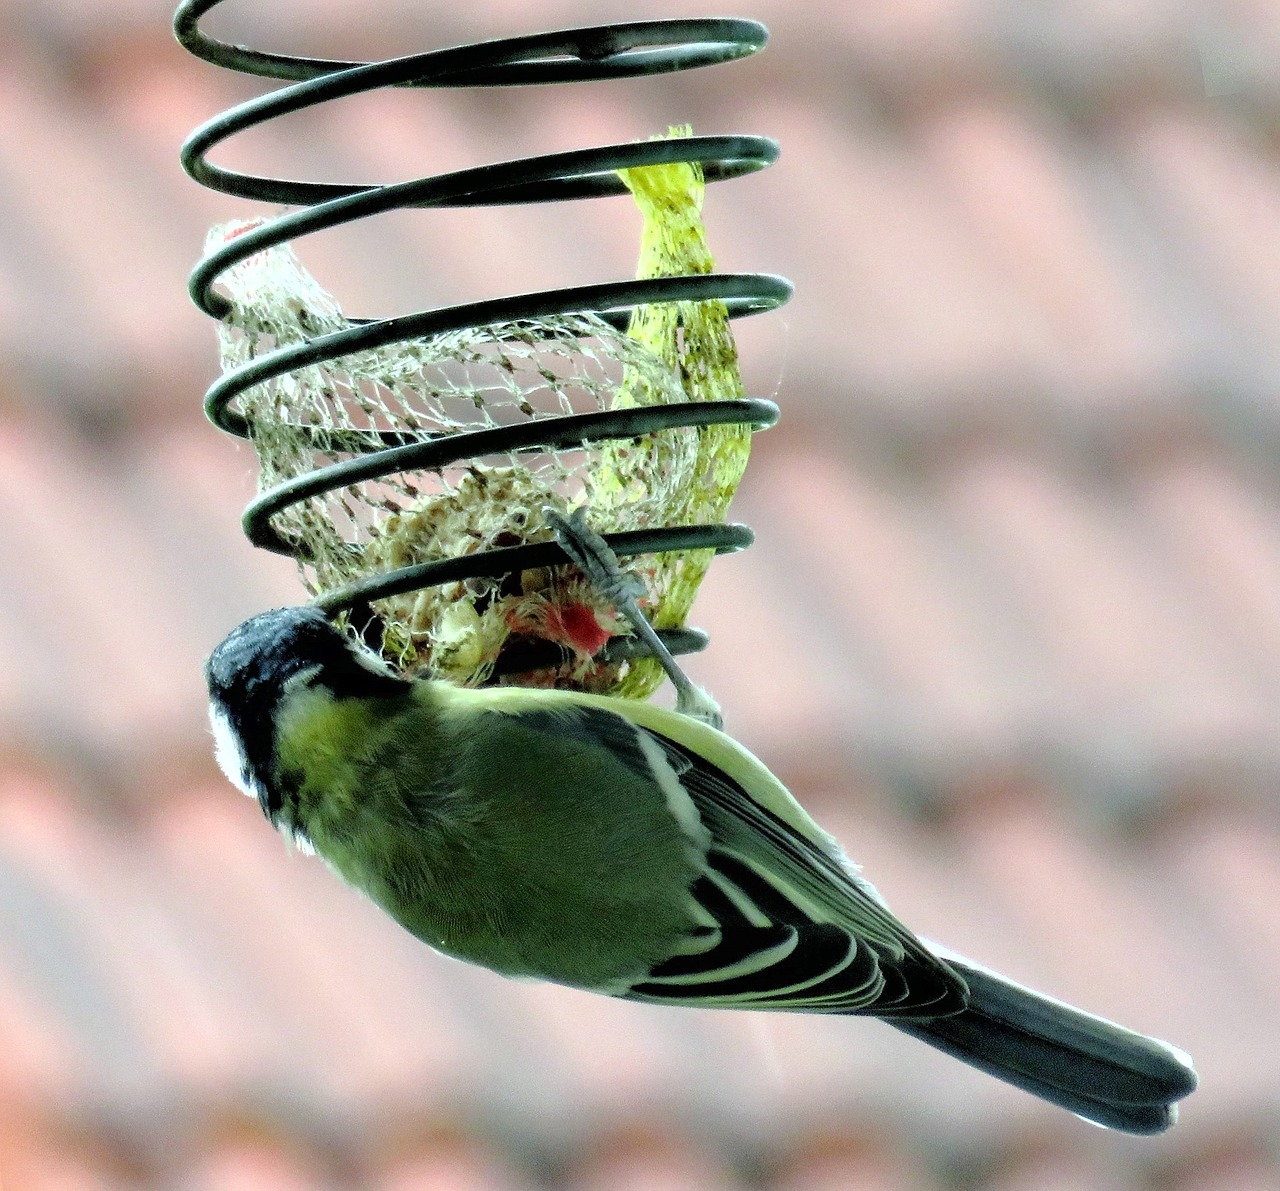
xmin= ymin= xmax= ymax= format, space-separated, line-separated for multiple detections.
xmin=206 ymin=606 xmax=1196 ymax=1133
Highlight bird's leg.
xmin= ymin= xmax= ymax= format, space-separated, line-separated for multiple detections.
xmin=544 ymin=506 xmax=723 ymax=729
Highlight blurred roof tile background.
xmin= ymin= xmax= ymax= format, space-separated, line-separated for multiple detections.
xmin=0 ymin=0 xmax=1276 ymax=1187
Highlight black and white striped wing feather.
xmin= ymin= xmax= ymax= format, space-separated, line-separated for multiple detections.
xmin=540 ymin=705 xmax=969 ymax=1017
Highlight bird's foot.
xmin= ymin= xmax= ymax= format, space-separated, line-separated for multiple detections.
xmin=544 ymin=506 xmax=723 ymax=729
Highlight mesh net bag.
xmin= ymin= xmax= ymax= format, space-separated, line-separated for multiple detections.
xmin=211 ymin=127 xmax=750 ymax=697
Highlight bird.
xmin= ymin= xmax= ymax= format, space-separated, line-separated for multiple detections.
xmin=205 ymin=604 xmax=1197 ymax=1134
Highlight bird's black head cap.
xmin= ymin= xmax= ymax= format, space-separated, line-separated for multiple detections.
xmin=205 ymin=606 xmax=408 ymax=818
xmin=206 ymin=605 xmax=407 ymax=701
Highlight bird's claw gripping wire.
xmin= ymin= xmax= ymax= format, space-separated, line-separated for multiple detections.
xmin=544 ymin=506 xmax=723 ymax=729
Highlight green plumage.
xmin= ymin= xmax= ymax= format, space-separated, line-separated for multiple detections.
xmin=275 ymin=685 xmax=706 ymax=988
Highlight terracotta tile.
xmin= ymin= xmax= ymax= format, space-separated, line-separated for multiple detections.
xmin=0 ymin=56 xmax=200 ymax=375
xmin=1118 ymin=108 xmax=1280 ymax=348
xmin=0 ymin=593 xmax=96 ymax=757
xmin=985 ymin=0 xmax=1201 ymax=79
xmin=1135 ymin=453 xmax=1280 ymax=689
xmin=319 ymin=87 xmax=648 ymax=313
xmin=1164 ymin=1135 xmax=1280 ymax=1191
xmin=677 ymin=475 xmax=856 ymax=756
xmin=726 ymin=99 xmax=1054 ymax=422
xmin=773 ymin=1131 xmax=946 ymax=1191
xmin=125 ymin=422 xmax=308 ymax=628
xmin=1223 ymin=1 xmax=1280 ymax=38
xmin=813 ymin=0 xmax=983 ymax=56
xmin=0 ymin=770 xmax=312 ymax=1114
xmin=186 ymin=1132 xmax=337 ymax=1191
xmin=938 ymin=449 xmax=1272 ymax=772
xmin=756 ymin=446 xmax=1048 ymax=768
xmin=0 ymin=1138 xmax=136 ymax=1191
xmin=948 ymin=795 xmax=1214 ymax=1079
xmin=14 ymin=0 xmax=161 ymax=34
xmin=0 ymin=419 xmax=204 ymax=749
xmin=0 ymin=221 xmax=41 ymax=367
xmin=0 ymin=774 xmax=167 ymax=1105
xmin=936 ymin=832 xmax=1236 ymax=1139
xmin=661 ymin=1007 xmax=851 ymax=1139
xmin=22 ymin=0 xmax=981 ymax=88
xmin=1159 ymin=807 xmax=1280 ymax=994
xmin=150 ymin=785 xmax=483 ymax=1117
xmin=0 ymin=612 xmax=34 ymax=734
xmin=817 ymin=794 xmax=1058 ymax=996
xmin=96 ymin=46 xmax=302 ymax=342
xmin=939 ymin=451 xmax=1153 ymax=702
xmin=803 ymin=797 xmax=1063 ymax=1136
xmin=0 ymin=955 xmax=84 ymax=1112
xmin=566 ymin=1126 xmax=743 ymax=1191
xmin=981 ymin=1141 xmax=1134 ymax=1191
xmin=476 ymin=977 xmax=700 ymax=1126
xmin=1149 ymin=807 xmax=1280 ymax=1116
xmin=914 ymin=97 xmax=1177 ymax=416
xmin=101 ymin=49 xmax=243 ymax=197
xmin=370 ymin=1132 xmax=529 ymax=1191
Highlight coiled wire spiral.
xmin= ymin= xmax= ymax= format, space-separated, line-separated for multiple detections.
xmin=175 ymin=0 xmax=791 ymax=674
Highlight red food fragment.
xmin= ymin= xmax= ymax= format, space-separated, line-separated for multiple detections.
xmin=548 ymin=602 xmax=613 ymax=656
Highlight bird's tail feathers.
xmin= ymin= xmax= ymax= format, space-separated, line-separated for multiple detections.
xmin=889 ymin=949 xmax=1197 ymax=1135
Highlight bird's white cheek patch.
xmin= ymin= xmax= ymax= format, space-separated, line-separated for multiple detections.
xmin=209 ymin=705 xmax=257 ymax=800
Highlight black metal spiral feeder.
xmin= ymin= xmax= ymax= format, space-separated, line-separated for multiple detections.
xmin=174 ymin=0 xmax=791 ymax=678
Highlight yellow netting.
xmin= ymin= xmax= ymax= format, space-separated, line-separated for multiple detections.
xmin=604 ymin=125 xmax=750 ymax=696
xmin=211 ymin=127 xmax=750 ymax=696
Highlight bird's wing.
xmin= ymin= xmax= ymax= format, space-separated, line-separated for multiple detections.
xmin=625 ymin=727 xmax=965 ymax=1015
xmin=480 ymin=693 xmax=967 ymax=1017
